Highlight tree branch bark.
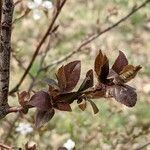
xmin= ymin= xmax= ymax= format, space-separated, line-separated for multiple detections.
xmin=0 ymin=0 xmax=14 ymax=119
xmin=0 ymin=0 xmax=2 ymax=44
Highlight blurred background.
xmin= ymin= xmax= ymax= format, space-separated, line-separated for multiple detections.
xmin=0 ymin=0 xmax=150 ymax=149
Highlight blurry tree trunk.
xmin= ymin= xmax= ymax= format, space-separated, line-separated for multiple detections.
xmin=0 ymin=0 xmax=14 ymax=119
xmin=0 ymin=1 xmax=2 ymax=36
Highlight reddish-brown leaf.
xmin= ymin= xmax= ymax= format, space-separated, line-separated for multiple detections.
xmin=94 ymin=51 xmax=109 ymax=84
xmin=78 ymin=100 xmax=87 ymax=111
xmin=110 ymin=85 xmax=137 ymax=107
xmin=99 ymin=55 xmax=109 ymax=83
xmin=48 ymin=85 xmax=59 ymax=98
xmin=35 ymin=109 xmax=55 ymax=128
xmin=88 ymin=99 xmax=99 ymax=114
xmin=89 ymin=84 xmax=106 ymax=99
xmin=56 ymin=65 xmax=67 ymax=90
xmin=56 ymin=61 xmax=81 ymax=92
xmin=28 ymin=91 xmax=52 ymax=110
xmin=94 ymin=50 xmax=103 ymax=77
xmin=112 ymin=51 xmax=128 ymax=74
xmin=78 ymin=69 xmax=93 ymax=92
xmin=43 ymin=78 xmax=60 ymax=97
xmin=17 ymin=91 xmax=30 ymax=106
xmin=56 ymin=102 xmax=72 ymax=111
xmin=54 ymin=92 xmax=77 ymax=104
xmin=107 ymin=69 xmax=118 ymax=79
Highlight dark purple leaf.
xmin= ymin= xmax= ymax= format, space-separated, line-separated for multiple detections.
xmin=88 ymin=99 xmax=99 ymax=114
xmin=112 ymin=51 xmax=128 ymax=74
xmin=55 ymin=102 xmax=72 ymax=111
xmin=35 ymin=109 xmax=55 ymax=128
xmin=99 ymin=55 xmax=109 ymax=83
xmin=57 ymin=61 xmax=81 ymax=92
xmin=111 ymin=85 xmax=137 ymax=107
xmin=78 ymin=69 xmax=93 ymax=92
xmin=94 ymin=50 xmax=103 ymax=77
xmin=94 ymin=50 xmax=109 ymax=84
xmin=89 ymin=84 xmax=106 ymax=99
xmin=17 ymin=91 xmax=30 ymax=107
xmin=56 ymin=65 xmax=66 ymax=90
xmin=28 ymin=91 xmax=52 ymax=110
xmin=78 ymin=100 xmax=87 ymax=111
xmin=53 ymin=92 xmax=77 ymax=104
xmin=107 ymin=69 xmax=118 ymax=79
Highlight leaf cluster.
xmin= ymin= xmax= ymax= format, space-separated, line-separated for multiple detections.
xmin=17 ymin=50 xmax=141 ymax=128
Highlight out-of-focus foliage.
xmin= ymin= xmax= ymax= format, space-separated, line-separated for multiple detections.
xmin=0 ymin=0 xmax=150 ymax=149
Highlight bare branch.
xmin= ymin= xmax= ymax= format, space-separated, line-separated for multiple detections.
xmin=4 ymin=113 xmax=20 ymax=143
xmin=28 ymin=36 xmax=51 ymax=91
xmin=0 ymin=143 xmax=11 ymax=150
xmin=12 ymin=52 xmax=34 ymax=79
xmin=7 ymin=86 xmax=106 ymax=115
xmin=135 ymin=142 xmax=150 ymax=150
xmin=42 ymin=0 xmax=150 ymax=70
xmin=9 ymin=0 xmax=67 ymax=95
xmin=12 ymin=8 xmax=30 ymax=24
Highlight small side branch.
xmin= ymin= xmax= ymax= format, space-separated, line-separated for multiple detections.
xmin=41 ymin=0 xmax=150 ymax=71
xmin=0 ymin=143 xmax=11 ymax=150
xmin=9 ymin=0 xmax=67 ymax=94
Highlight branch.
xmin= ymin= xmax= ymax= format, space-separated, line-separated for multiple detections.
xmin=12 ymin=52 xmax=34 ymax=79
xmin=135 ymin=142 xmax=150 ymax=150
xmin=74 ymin=0 xmax=150 ymax=52
xmin=0 ymin=0 xmax=2 ymax=34
xmin=42 ymin=0 xmax=150 ymax=70
xmin=4 ymin=113 xmax=20 ymax=143
xmin=7 ymin=85 xmax=106 ymax=115
xmin=3 ymin=49 xmax=140 ymax=128
xmin=12 ymin=8 xmax=30 ymax=24
xmin=28 ymin=35 xmax=52 ymax=91
xmin=9 ymin=0 xmax=67 ymax=95
xmin=0 ymin=0 xmax=14 ymax=118
xmin=41 ymin=48 xmax=82 ymax=71
xmin=0 ymin=143 xmax=11 ymax=150
xmin=9 ymin=0 xmax=149 ymax=95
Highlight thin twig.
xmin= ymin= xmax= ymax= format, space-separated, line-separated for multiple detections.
xmin=9 ymin=0 xmax=67 ymax=95
xmin=12 ymin=8 xmax=30 ymax=24
xmin=0 ymin=143 xmax=11 ymax=150
xmin=4 ymin=113 xmax=20 ymax=143
xmin=14 ymin=0 xmax=22 ymax=6
xmin=9 ymin=0 xmax=150 ymax=95
xmin=7 ymin=83 xmax=106 ymax=115
xmin=42 ymin=0 xmax=150 ymax=71
xmin=12 ymin=52 xmax=34 ymax=79
xmin=28 ymin=35 xmax=51 ymax=91
xmin=135 ymin=142 xmax=150 ymax=150
xmin=41 ymin=48 xmax=82 ymax=71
